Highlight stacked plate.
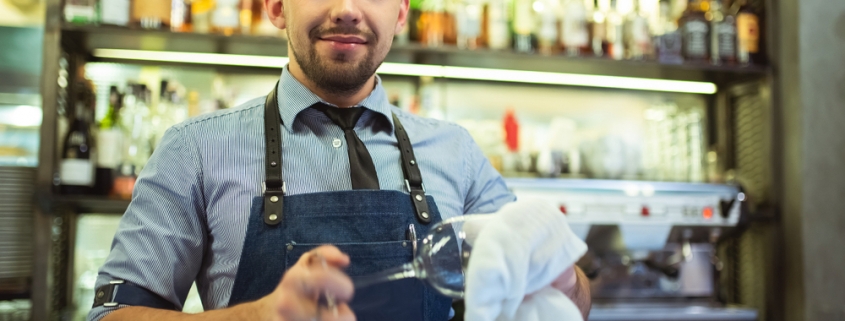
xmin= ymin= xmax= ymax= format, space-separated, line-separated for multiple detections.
xmin=0 ymin=167 xmax=35 ymax=282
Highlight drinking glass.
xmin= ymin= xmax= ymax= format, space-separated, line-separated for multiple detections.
xmin=352 ymin=214 xmax=492 ymax=299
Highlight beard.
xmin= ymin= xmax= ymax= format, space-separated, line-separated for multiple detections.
xmin=289 ymin=25 xmax=385 ymax=96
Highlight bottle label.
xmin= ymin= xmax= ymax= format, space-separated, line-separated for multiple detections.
xmin=60 ymin=159 xmax=95 ymax=186
xmin=101 ymin=0 xmax=130 ymax=26
xmin=683 ymin=20 xmax=709 ymax=58
xmin=737 ymin=13 xmax=760 ymax=53
xmin=717 ymin=22 xmax=737 ymax=58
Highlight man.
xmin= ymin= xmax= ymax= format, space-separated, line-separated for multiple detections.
xmin=89 ymin=0 xmax=591 ymax=319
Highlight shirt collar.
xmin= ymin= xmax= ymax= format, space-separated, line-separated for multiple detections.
xmin=277 ymin=66 xmax=394 ymax=133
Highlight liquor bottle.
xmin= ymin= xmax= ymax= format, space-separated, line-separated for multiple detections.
xmin=655 ymin=0 xmax=683 ymax=63
xmin=60 ymin=84 xmax=96 ymax=194
xmin=485 ymin=0 xmax=511 ymax=50
xmin=605 ymin=0 xmax=625 ymax=60
xmin=192 ymin=0 xmax=216 ymax=33
xmin=736 ymin=0 xmax=760 ymax=65
xmin=64 ymin=0 xmax=98 ymax=24
xmin=240 ymin=0 xmax=254 ymax=34
xmin=213 ymin=0 xmax=241 ymax=35
xmin=101 ymin=0 xmax=130 ymax=26
xmin=512 ymin=0 xmax=535 ymax=53
xmin=710 ymin=0 xmax=737 ymax=64
xmin=133 ymin=0 xmax=172 ymax=29
xmin=680 ymin=0 xmax=710 ymax=62
xmin=419 ymin=0 xmax=446 ymax=47
xmin=95 ymin=86 xmax=124 ymax=195
xmin=171 ymin=0 xmax=192 ymax=32
xmin=590 ymin=0 xmax=609 ymax=56
xmin=561 ymin=0 xmax=590 ymax=56
xmin=625 ymin=0 xmax=651 ymax=60
xmin=456 ymin=0 xmax=483 ymax=49
xmin=536 ymin=0 xmax=559 ymax=56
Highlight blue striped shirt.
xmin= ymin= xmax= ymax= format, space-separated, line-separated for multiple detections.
xmin=88 ymin=67 xmax=515 ymax=320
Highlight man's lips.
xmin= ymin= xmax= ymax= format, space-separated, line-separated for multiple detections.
xmin=319 ymin=35 xmax=367 ymax=44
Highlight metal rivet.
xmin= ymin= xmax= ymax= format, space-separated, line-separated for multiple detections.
xmin=410 ymin=160 xmax=416 ymax=165
xmin=286 ymin=244 xmax=293 ymax=251
xmin=270 ymin=161 xmax=278 ymax=167
xmin=97 ymin=291 xmax=105 ymax=299
xmin=269 ymin=214 xmax=278 ymax=221
xmin=270 ymin=196 xmax=279 ymax=203
xmin=402 ymin=242 xmax=407 ymax=247
xmin=421 ymin=212 xmax=429 ymax=219
xmin=415 ymin=195 xmax=423 ymax=201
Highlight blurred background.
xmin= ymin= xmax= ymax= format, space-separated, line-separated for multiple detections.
xmin=0 ymin=0 xmax=842 ymax=320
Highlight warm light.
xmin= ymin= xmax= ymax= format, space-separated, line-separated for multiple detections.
xmin=703 ymin=206 xmax=714 ymax=219
xmin=93 ymin=49 xmax=718 ymax=94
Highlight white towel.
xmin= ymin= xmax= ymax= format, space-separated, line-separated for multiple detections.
xmin=464 ymin=199 xmax=588 ymax=321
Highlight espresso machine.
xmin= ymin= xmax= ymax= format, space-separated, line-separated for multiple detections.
xmin=505 ymin=178 xmax=758 ymax=321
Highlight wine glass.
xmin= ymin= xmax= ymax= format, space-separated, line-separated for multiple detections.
xmin=352 ymin=214 xmax=492 ymax=299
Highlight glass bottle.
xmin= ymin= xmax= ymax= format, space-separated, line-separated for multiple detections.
xmin=101 ymin=0 xmax=131 ymax=26
xmin=485 ymin=0 xmax=511 ymax=50
xmin=171 ymin=0 xmax=192 ymax=32
xmin=456 ymin=0 xmax=484 ymax=49
xmin=133 ymin=0 xmax=172 ymax=29
xmin=212 ymin=0 xmax=241 ymax=35
xmin=561 ymin=0 xmax=590 ymax=56
xmin=512 ymin=0 xmax=535 ymax=53
xmin=680 ymin=0 xmax=710 ymax=62
xmin=420 ymin=0 xmax=446 ymax=47
xmin=192 ymin=0 xmax=216 ymax=33
xmin=64 ymin=0 xmax=98 ymax=24
xmin=735 ymin=0 xmax=760 ymax=65
xmin=605 ymin=0 xmax=625 ymax=60
xmin=591 ymin=0 xmax=608 ymax=56
xmin=625 ymin=0 xmax=651 ymax=60
xmin=655 ymin=0 xmax=683 ymax=63
xmin=710 ymin=0 xmax=736 ymax=64
xmin=536 ymin=0 xmax=560 ymax=55
xmin=60 ymin=84 xmax=96 ymax=194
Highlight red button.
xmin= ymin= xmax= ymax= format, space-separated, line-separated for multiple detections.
xmin=703 ymin=207 xmax=713 ymax=219
xmin=559 ymin=205 xmax=567 ymax=215
xmin=641 ymin=206 xmax=650 ymax=217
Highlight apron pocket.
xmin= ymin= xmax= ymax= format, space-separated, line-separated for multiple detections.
xmin=285 ymin=241 xmax=413 ymax=277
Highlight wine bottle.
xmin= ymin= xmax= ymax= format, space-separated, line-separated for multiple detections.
xmin=60 ymin=84 xmax=96 ymax=194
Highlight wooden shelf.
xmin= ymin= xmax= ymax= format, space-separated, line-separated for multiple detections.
xmin=61 ymin=24 xmax=770 ymax=87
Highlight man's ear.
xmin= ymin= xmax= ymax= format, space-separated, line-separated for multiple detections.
xmin=264 ymin=0 xmax=286 ymax=29
xmin=394 ymin=0 xmax=410 ymax=34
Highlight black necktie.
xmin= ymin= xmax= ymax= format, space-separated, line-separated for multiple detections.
xmin=312 ymin=103 xmax=380 ymax=190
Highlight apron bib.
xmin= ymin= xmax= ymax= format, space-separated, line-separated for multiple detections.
xmin=227 ymin=84 xmax=453 ymax=321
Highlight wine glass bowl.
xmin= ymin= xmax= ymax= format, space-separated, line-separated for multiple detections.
xmin=353 ymin=215 xmax=491 ymax=299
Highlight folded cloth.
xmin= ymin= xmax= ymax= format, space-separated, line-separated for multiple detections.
xmin=464 ymin=199 xmax=588 ymax=321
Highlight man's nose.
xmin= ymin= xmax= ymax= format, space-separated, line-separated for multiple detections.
xmin=329 ymin=0 xmax=363 ymax=25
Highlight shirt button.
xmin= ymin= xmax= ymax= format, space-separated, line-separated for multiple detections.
xmin=332 ymin=139 xmax=342 ymax=148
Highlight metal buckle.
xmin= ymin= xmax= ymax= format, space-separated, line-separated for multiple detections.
xmin=262 ymin=181 xmax=287 ymax=194
xmin=103 ymin=280 xmax=125 ymax=307
xmin=404 ymin=179 xmax=425 ymax=193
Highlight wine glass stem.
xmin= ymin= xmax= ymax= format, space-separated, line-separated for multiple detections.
xmin=353 ymin=262 xmax=417 ymax=289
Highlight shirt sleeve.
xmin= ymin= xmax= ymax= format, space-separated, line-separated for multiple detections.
xmin=461 ymin=128 xmax=516 ymax=215
xmin=87 ymin=126 xmax=206 ymax=321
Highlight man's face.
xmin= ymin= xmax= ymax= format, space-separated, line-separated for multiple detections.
xmin=278 ymin=0 xmax=408 ymax=95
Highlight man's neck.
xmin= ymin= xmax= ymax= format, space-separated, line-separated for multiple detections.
xmin=287 ymin=60 xmax=376 ymax=108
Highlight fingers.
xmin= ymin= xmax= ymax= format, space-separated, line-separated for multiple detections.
xmin=274 ymin=295 xmax=356 ymax=321
xmin=301 ymin=245 xmax=351 ymax=268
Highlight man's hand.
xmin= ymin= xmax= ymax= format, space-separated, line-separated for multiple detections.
xmin=101 ymin=245 xmax=356 ymax=321
xmin=257 ymin=245 xmax=356 ymax=321
xmin=551 ymin=265 xmax=591 ymax=320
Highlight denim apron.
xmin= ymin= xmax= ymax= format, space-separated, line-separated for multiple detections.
xmin=227 ymin=85 xmax=453 ymax=321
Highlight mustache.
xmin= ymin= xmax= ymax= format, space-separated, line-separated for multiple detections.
xmin=309 ymin=25 xmax=377 ymax=43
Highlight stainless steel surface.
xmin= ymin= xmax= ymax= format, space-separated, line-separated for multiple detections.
xmin=589 ymin=303 xmax=758 ymax=321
